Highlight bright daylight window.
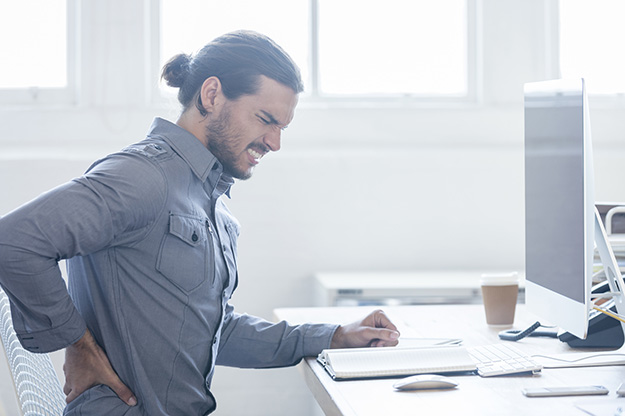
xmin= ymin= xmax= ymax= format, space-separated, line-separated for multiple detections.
xmin=317 ymin=0 xmax=467 ymax=97
xmin=0 ymin=0 xmax=67 ymax=90
xmin=159 ymin=0 xmax=470 ymax=99
xmin=559 ymin=0 xmax=625 ymax=94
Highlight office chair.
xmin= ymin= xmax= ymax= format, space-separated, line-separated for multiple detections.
xmin=0 ymin=287 xmax=66 ymax=416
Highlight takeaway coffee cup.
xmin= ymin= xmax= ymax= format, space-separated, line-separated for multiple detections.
xmin=480 ymin=272 xmax=520 ymax=326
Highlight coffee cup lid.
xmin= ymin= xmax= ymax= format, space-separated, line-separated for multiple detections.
xmin=480 ymin=272 xmax=519 ymax=286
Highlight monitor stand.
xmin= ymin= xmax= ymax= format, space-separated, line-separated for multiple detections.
xmin=558 ymin=282 xmax=624 ymax=348
xmin=535 ymin=208 xmax=625 ymax=368
xmin=594 ymin=206 xmax=625 ymax=328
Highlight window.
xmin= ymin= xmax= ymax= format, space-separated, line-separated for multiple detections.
xmin=559 ymin=0 xmax=625 ymax=95
xmin=316 ymin=0 xmax=468 ymax=97
xmin=158 ymin=0 xmax=474 ymax=102
xmin=0 ymin=0 xmax=76 ymax=105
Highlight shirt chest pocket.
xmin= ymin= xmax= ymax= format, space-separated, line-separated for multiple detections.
xmin=157 ymin=213 xmax=209 ymax=293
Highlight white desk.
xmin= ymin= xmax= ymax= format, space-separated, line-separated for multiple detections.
xmin=274 ymin=304 xmax=625 ymax=416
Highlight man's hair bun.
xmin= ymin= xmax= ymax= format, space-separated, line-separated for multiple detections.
xmin=160 ymin=53 xmax=192 ymax=88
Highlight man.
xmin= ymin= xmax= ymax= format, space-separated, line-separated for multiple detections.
xmin=0 ymin=31 xmax=399 ymax=415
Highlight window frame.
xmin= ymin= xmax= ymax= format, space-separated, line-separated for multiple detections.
xmin=150 ymin=0 xmax=482 ymax=108
xmin=0 ymin=0 xmax=80 ymax=107
xmin=550 ymin=0 xmax=625 ymax=108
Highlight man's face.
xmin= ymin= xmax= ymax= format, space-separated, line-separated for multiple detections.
xmin=204 ymin=76 xmax=298 ymax=180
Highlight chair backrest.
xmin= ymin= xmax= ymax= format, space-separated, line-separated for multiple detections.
xmin=0 ymin=287 xmax=66 ymax=416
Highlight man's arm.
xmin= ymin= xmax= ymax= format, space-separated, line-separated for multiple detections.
xmin=0 ymin=179 xmax=139 ymax=406
xmin=216 ymin=307 xmax=400 ymax=369
xmin=0 ymin=152 xmax=165 ymax=405
xmin=0 ymin=180 xmax=98 ymax=352
xmin=216 ymin=305 xmax=337 ymax=368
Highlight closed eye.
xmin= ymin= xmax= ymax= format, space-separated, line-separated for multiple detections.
xmin=257 ymin=112 xmax=288 ymax=131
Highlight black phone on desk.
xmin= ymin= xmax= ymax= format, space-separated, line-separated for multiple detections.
xmin=558 ymin=281 xmax=624 ymax=348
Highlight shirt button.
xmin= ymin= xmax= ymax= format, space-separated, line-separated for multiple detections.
xmin=192 ymin=232 xmax=198 ymax=242
xmin=222 ymin=244 xmax=227 ymax=252
xmin=213 ymin=336 xmax=218 ymax=345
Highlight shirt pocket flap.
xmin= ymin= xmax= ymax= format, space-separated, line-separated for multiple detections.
xmin=168 ymin=214 xmax=205 ymax=246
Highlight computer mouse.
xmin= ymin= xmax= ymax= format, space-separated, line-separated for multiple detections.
xmin=392 ymin=374 xmax=459 ymax=391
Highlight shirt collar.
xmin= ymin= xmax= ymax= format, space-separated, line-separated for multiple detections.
xmin=147 ymin=117 xmax=235 ymax=197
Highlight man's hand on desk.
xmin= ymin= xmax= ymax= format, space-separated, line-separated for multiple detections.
xmin=331 ymin=309 xmax=400 ymax=348
xmin=63 ymin=329 xmax=137 ymax=407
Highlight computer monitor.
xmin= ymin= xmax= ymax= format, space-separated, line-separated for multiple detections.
xmin=524 ymin=78 xmax=595 ymax=340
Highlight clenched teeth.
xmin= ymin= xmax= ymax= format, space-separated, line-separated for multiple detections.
xmin=248 ymin=148 xmax=263 ymax=160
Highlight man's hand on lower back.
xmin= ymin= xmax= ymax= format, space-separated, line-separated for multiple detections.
xmin=63 ymin=329 xmax=137 ymax=406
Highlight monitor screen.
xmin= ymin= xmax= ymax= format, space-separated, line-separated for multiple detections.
xmin=524 ymin=78 xmax=593 ymax=339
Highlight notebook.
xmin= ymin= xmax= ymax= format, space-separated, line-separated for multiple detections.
xmin=316 ymin=345 xmax=477 ymax=380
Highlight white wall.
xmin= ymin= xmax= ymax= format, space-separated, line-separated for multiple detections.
xmin=2 ymin=1 xmax=625 ymax=415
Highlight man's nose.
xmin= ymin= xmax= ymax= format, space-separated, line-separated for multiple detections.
xmin=263 ymin=129 xmax=281 ymax=152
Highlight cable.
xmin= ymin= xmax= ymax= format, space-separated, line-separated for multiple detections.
xmin=498 ymin=321 xmax=558 ymax=341
xmin=532 ymin=352 xmax=625 ymax=364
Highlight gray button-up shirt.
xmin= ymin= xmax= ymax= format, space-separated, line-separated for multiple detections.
xmin=0 ymin=118 xmax=337 ymax=415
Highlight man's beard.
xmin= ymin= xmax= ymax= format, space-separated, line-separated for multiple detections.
xmin=204 ymin=107 xmax=252 ymax=180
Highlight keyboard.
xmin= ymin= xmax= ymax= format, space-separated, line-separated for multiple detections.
xmin=467 ymin=343 xmax=543 ymax=377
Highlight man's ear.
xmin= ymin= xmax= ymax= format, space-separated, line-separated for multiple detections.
xmin=199 ymin=76 xmax=222 ymax=114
